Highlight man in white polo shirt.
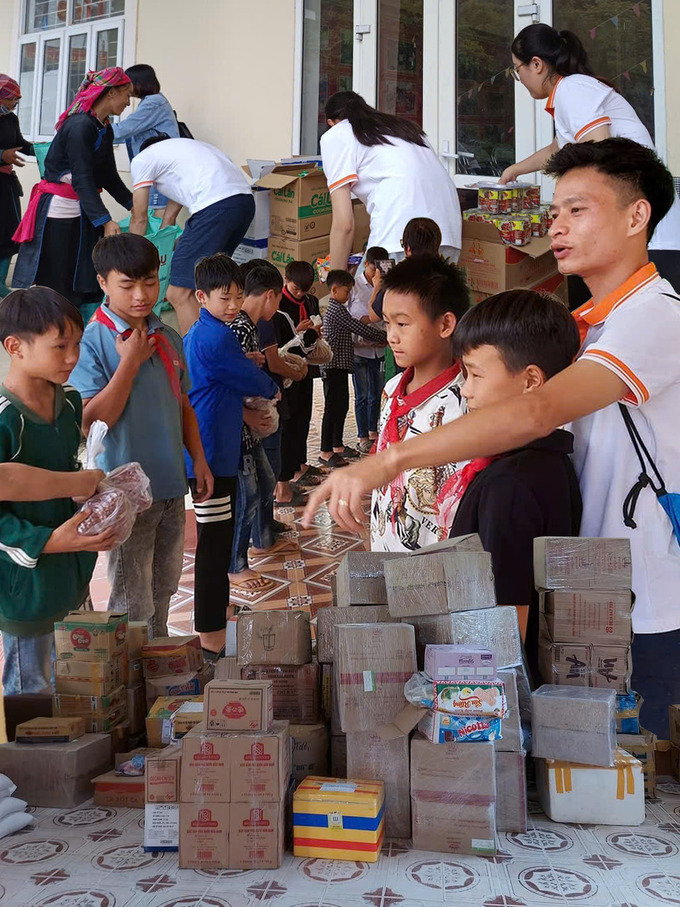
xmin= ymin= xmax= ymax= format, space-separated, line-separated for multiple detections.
xmin=304 ymin=138 xmax=680 ymax=738
xmin=129 ymin=135 xmax=254 ymax=334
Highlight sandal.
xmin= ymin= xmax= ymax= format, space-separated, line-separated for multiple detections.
xmin=274 ymin=489 xmax=308 ymax=507
xmin=300 ymin=464 xmax=325 ymax=477
xmin=357 ymin=439 xmax=374 ymax=454
xmin=293 ymin=473 xmax=324 ymax=488
xmin=337 ymin=446 xmax=360 ymax=459
xmin=318 ymin=453 xmax=348 ymax=468
xmin=271 ymin=519 xmax=292 ymax=534
xmin=230 ymin=575 xmax=277 ymax=597
xmin=251 ymin=538 xmax=300 ymax=556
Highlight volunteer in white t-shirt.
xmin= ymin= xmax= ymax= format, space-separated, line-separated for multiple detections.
xmin=129 ymin=135 xmax=254 ymax=333
xmin=320 ymin=91 xmax=462 ymax=270
xmin=304 ymin=138 xmax=680 ymax=740
xmin=501 ymin=23 xmax=680 ymax=295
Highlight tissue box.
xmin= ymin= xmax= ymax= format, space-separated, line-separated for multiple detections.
xmin=203 ymin=680 xmax=273 ymax=732
xmin=237 ymin=610 xmax=312 ymax=666
xmin=316 ymin=605 xmax=391 ymax=663
xmin=55 ymin=611 xmax=127 ymax=661
xmin=335 ymin=551 xmax=402 ymax=606
xmin=532 ymin=685 xmax=616 ymax=766
xmin=293 ymin=776 xmax=385 ymax=862
xmin=537 ymin=747 xmax=644 ymax=825
xmin=495 ymin=751 xmax=528 ymax=832
xmin=410 ymin=737 xmax=496 ymax=855
xmin=290 ymin=723 xmax=329 ymax=783
xmin=424 ymin=645 xmax=496 ymax=680
xmin=347 ymin=732 xmax=410 ymax=838
xmin=241 ymin=663 xmax=319 ymax=724
xmin=385 ymin=551 xmax=496 ymax=618
xmin=142 ymin=636 xmax=203 ymax=676
xmin=335 ymin=623 xmax=416 ymax=732
xmin=405 ymin=606 xmax=523 ymax=670
xmin=534 ymin=537 xmax=632 ymax=590
xmin=541 ymin=589 xmax=633 ymax=645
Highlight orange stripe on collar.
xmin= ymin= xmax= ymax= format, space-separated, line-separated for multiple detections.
xmin=572 ymin=262 xmax=659 ymax=327
xmin=545 ymin=77 xmax=563 ymax=116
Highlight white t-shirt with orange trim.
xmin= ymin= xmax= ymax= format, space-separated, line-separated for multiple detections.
xmin=571 ymin=263 xmax=680 ymax=633
xmin=320 ymin=120 xmax=462 ymax=255
xmin=545 ymin=75 xmax=680 ymax=251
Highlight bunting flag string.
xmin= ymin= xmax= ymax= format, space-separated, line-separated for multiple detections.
xmin=589 ymin=0 xmax=648 ymax=41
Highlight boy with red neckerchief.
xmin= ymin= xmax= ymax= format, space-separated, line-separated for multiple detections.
xmin=371 ymin=255 xmax=470 ymax=552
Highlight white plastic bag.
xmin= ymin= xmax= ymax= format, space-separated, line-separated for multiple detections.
xmin=0 ymin=812 xmax=33 ymax=839
xmin=0 ymin=798 xmax=27 ymax=821
xmin=0 ymin=774 xmax=17 ymax=799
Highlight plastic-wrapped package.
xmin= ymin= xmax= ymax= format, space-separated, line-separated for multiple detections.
xmin=346 ymin=732 xmax=411 ymax=838
xmin=100 ymin=462 xmax=152 ymax=513
xmin=335 ymin=551 xmax=403 ymax=607
xmin=496 ymin=751 xmax=528 ymax=832
xmin=418 ymin=710 xmax=502 ymax=743
xmin=77 ymin=488 xmax=135 ymax=543
xmin=241 ymin=663 xmax=320 ymax=724
xmin=304 ymin=338 xmax=333 ymax=365
xmin=316 ymin=605 xmax=391 ymax=663
xmin=533 ymin=536 xmax=632 ymax=590
xmin=243 ymin=396 xmax=279 ymax=439
xmin=404 ymin=672 xmax=507 ymax=718
xmin=531 ymin=684 xmax=617 ymax=766
xmin=237 ymin=610 xmax=312 ymax=666
xmin=385 ymin=551 xmax=497 ymax=618
xmin=115 ymin=754 xmax=146 ymax=777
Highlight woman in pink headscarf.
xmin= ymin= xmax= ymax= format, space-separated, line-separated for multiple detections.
xmin=0 ymin=74 xmax=32 ymax=298
xmin=12 ymin=67 xmax=133 ymax=313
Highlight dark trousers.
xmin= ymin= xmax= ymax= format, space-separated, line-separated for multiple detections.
xmin=352 ymin=356 xmax=384 ymax=437
xmin=631 ymin=627 xmax=680 ymax=739
xmin=280 ymin=374 xmax=314 ymax=481
xmin=35 ymin=217 xmax=102 ymax=310
xmin=321 ymin=368 xmax=350 ymax=452
xmin=190 ymin=476 xmax=237 ymax=634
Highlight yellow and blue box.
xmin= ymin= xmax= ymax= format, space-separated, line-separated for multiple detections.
xmin=293 ymin=776 xmax=385 ymax=862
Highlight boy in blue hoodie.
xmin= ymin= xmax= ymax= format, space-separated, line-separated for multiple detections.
xmin=184 ymin=255 xmax=278 ymax=656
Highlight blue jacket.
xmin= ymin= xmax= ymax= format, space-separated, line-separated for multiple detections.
xmin=184 ymin=308 xmax=277 ymax=478
xmin=112 ymin=93 xmax=179 ymax=158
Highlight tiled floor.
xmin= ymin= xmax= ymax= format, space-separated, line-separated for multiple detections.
xmin=3 ymin=378 xmax=680 ymax=906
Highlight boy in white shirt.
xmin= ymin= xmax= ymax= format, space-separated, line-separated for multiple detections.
xmin=371 ymin=255 xmax=470 ymax=551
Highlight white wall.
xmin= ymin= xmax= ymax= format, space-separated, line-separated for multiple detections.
xmin=663 ymin=0 xmax=680 ymax=175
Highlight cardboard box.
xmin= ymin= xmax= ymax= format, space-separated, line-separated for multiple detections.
xmin=145 ymin=666 xmax=212 ymax=708
xmin=109 ymin=720 xmax=130 ymax=756
xmin=15 ymin=716 xmax=85 ymax=743
xmin=539 ymin=636 xmax=590 ymax=686
xmin=459 ymin=220 xmax=556 ymax=297
xmin=671 ymin=744 xmax=680 ymax=781
xmin=347 ymin=731 xmax=410 ymax=838
xmin=233 ymin=238 xmax=269 ymax=266
xmin=0 ymin=733 xmax=111 ymax=807
xmin=178 ymin=802 xmax=230 ymax=869
xmin=127 ymin=657 xmax=143 ymax=689
xmin=335 ymin=623 xmax=417 ymax=732
xmin=316 ymin=605 xmax=391 ymax=663
xmin=53 ymin=684 xmax=127 ymax=717
xmin=670 ymin=704 xmax=680 ymax=747
xmin=293 ymin=777 xmax=385 ymax=862
xmin=54 ymin=654 xmax=126 ymax=696
xmin=92 ymin=770 xmax=145 ymax=808
xmin=408 ymin=533 xmax=485 ymax=557
xmin=590 ymin=646 xmax=632 ymax=694
xmin=115 ymin=746 xmax=158 ymax=770
xmin=170 ymin=700 xmax=205 ymax=739
xmin=496 ymin=669 xmax=523 ymax=753
xmin=331 ymin=735 xmax=347 ymax=777
xmin=424 ymin=645 xmax=496 ymax=680
xmin=256 ymin=161 xmax=331 ymax=239
xmin=55 ymin=611 xmax=128 ymax=661
xmin=335 ymin=552 xmax=402 ymax=607
xmin=81 ymin=707 xmax=127 ymax=733
xmin=127 ymin=620 xmax=149 ymax=660
xmin=495 ymin=751 xmax=528 ymax=833
xmin=411 ymin=797 xmax=496 ymax=855
xmin=144 ymin=803 xmax=179 ymax=852
xmin=290 ymin=723 xmax=329 ymax=783
xmin=385 ymin=551 xmax=496 ymax=618
xmin=146 ymin=696 xmax=203 ymax=748
xmin=142 ymin=636 xmax=203 ymax=676
xmin=237 ymin=610 xmax=312 ymax=666
xmin=537 ymin=748 xmax=644 ymax=825
xmin=180 ymin=728 xmax=231 ymax=802
xmin=230 ymin=799 xmax=286 ymax=869
xmin=230 ymin=721 xmax=290 ymax=802
xmin=534 ymin=537 xmax=632 ymax=590
xmin=204 ymin=680 xmax=273 ymax=732
xmin=541 ymin=590 xmax=633 ymax=646
xmin=127 ymin=684 xmax=146 ymax=735
xmin=241 ymin=663 xmax=319 ymax=724
xmin=617 ymin=730 xmax=657 ymax=798
xmin=145 ymin=744 xmax=182 ymax=803
xmin=214 ymin=657 xmax=242 ymax=681
xmin=532 ymin=685 xmax=616 ymax=767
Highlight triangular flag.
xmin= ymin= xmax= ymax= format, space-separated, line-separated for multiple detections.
xmin=590 ymin=27 xmax=597 ymax=40
xmin=623 ymin=70 xmax=631 ymax=81
xmin=633 ymin=3 xmax=641 ymax=17
xmin=640 ymin=60 xmax=647 ymax=73
xmin=611 ymin=15 xmax=619 ymax=26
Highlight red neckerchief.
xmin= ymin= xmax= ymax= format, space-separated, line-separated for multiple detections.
xmin=437 ymin=457 xmax=496 ymax=516
xmin=378 ymin=364 xmax=461 ymax=451
xmin=93 ymin=306 xmax=181 ymax=401
xmin=282 ymin=285 xmax=308 ymax=323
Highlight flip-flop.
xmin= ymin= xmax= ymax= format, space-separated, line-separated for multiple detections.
xmin=272 ymin=519 xmax=292 ymax=534
xmin=293 ymin=473 xmax=324 ymax=488
xmin=274 ymin=490 xmax=308 ymax=507
xmin=230 ymin=575 xmax=277 ymax=597
xmin=251 ymin=538 xmax=299 ymax=556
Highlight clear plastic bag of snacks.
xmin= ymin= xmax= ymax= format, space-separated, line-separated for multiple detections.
xmin=100 ymin=462 xmax=152 ymax=513
xmin=77 ymin=488 xmax=136 ymax=543
xmin=243 ymin=397 xmax=280 ymax=439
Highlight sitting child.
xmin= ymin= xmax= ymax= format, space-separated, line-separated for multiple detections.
xmin=371 ymin=255 xmax=469 ymax=552
xmin=448 ymin=289 xmax=582 ymax=682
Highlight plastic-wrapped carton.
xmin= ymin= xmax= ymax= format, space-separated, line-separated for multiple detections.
xmin=590 ymin=646 xmax=632 ymax=693
xmin=405 ymin=606 xmax=523 ymax=670
xmin=203 ymin=680 xmax=273 ymax=732
xmin=541 ymin=589 xmax=633 ymax=645
xmin=532 ymin=685 xmax=616 ymax=766
xmin=334 ymin=623 xmax=417 ymax=732
xmin=335 ymin=551 xmax=403 ymax=606
xmin=537 ymin=747 xmax=644 ymax=825
xmin=241 ymin=663 xmax=319 ymax=724
xmin=495 ymin=751 xmax=528 ymax=832
xmin=180 ymin=728 xmax=231 ymax=803
xmin=347 ymin=731 xmax=410 ymax=837
xmin=214 ymin=657 xmax=241 ymax=680
xmin=496 ymin=670 xmax=523 ymax=753
xmin=290 ymin=723 xmax=329 ymax=783
xmin=534 ymin=537 xmax=632 ymax=590
xmin=316 ymin=605 xmax=391 ymax=663
xmin=385 ymin=551 xmax=496 ymax=618
xmin=237 ymin=610 xmax=312 ymax=666
xmin=408 ymin=533 xmax=485 ymax=556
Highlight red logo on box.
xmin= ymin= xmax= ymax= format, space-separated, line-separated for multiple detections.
xmin=244 ymin=742 xmax=271 ymax=763
xmin=114 ymin=622 xmax=126 ymax=643
xmin=194 ymin=741 xmax=220 ymax=762
xmin=191 ymin=808 xmax=218 ymax=828
xmin=243 ymin=807 xmax=269 ymax=828
xmin=70 ymin=628 xmax=91 ymax=649
xmin=222 ymin=701 xmax=246 ymax=719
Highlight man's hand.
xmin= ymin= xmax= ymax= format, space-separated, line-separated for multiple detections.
xmin=1 ymin=147 xmax=24 ymax=167
xmin=191 ymin=457 xmax=214 ymax=503
xmin=245 ymin=350 xmax=266 ymax=367
xmin=243 ymin=407 xmax=274 ymax=436
xmin=71 ymin=469 xmax=105 ymax=503
xmin=116 ymin=328 xmax=156 ymax=369
xmin=499 ymin=165 xmax=521 ymax=185
xmin=103 ymin=220 xmax=121 ymax=236
xmin=303 ymin=450 xmax=396 ymax=531
xmin=43 ymin=510 xmax=120 ymax=554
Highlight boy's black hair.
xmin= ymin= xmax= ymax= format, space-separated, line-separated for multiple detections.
xmin=452 ymin=290 xmax=580 ymax=379
xmin=402 ymin=217 xmax=441 ymax=256
xmin=326 ymin=270 xmax=355 ymax=291
xmin=382 ymin=254 xmax=469 ymax=322
xmin=92 ymin=233 xmax=160 ymax=280
xmin=125 ymin=63 xmax=161 ymax=98
xmin=239 ymin=259 xmax=279 ymax=283
xmin=0 ymin=287 xmax=84 ymax=342
xmin=284 ymin=260 xmax=315 ymax=291
xmin=244 ymin=265 xmax=284 ymax=297
xmin=139 ymin=132 xmax=171 ymax=153
xmin=545 ymin=138 xmax=676 ymax=240
xmin=365 ymin=246 xmax=389 ymax=265
xmin=194 ymin=253 xmax=243 ymax=295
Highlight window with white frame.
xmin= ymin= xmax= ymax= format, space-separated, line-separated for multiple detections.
xmin=18 ymin=0 xmax=125 ymax=141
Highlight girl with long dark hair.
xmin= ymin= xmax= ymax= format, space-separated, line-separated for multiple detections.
xmin=321 ymin=91 xmax=462 ymax=269
xmin=502 ymin=24 xmax=680 ymax=288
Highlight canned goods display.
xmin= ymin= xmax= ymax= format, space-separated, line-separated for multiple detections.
xmin=479 ymin=187 xmax=501 ymax=214
xmin=523 ymin=185 xmax=541 ymax=209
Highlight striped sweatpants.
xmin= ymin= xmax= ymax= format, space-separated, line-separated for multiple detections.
xmin=191 ymin=476 xmax=238 ymax=633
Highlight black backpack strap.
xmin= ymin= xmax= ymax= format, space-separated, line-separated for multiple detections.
xmin=618 ymin=403 xmax=667 ymax=529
